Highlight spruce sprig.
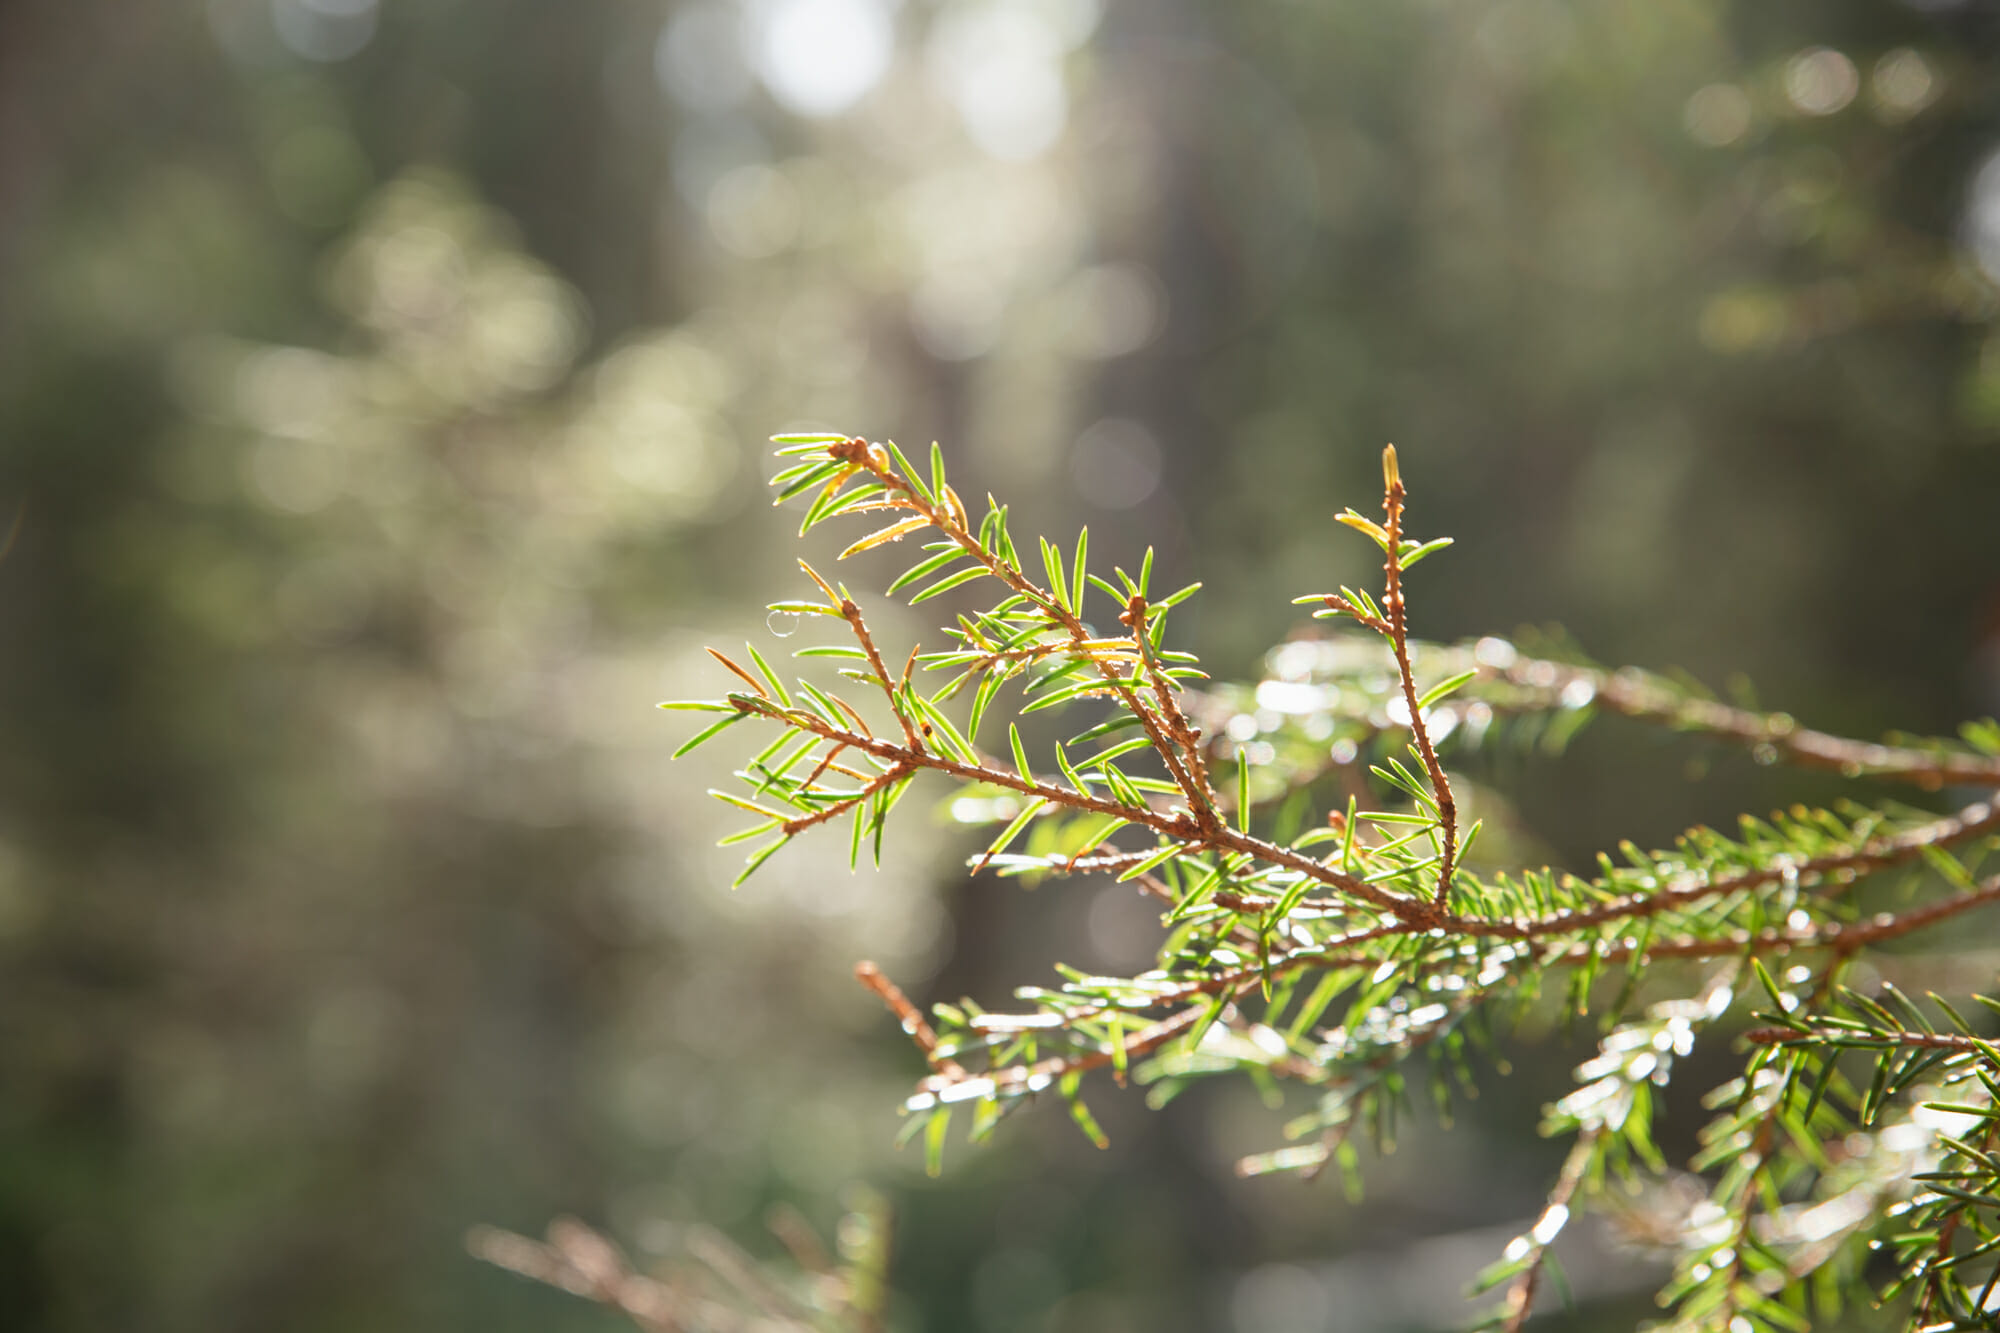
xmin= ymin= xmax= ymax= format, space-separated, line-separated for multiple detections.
xmin=668 ymin=434 xmax=2000 ymax=1330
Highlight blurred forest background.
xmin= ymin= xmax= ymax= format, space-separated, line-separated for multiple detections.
xmin=4 ymin=1 xmax=2000 ymax=1330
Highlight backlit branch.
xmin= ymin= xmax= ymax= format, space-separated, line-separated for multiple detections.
xmin=663 ymin=433 xmax=2000 ymax=1327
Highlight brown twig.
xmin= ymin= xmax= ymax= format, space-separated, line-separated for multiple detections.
xmin=469 ymin=1219 xmax=689 ymax=1332
xmin=1703 ymin=964 xmax=1843 ymax=1332
xmin=1126 ymin=590 xmax=1220 ymax=826
xmin=777 ymin=762 xmax=914 ymax=837
xmin=1923 ymin=1112 xmax=2000 ymax=1323
xmin=1493 ymin=657 xmax=2000 ymax=790
xmin=1577 ymin=871 xmax=2000 ymax=968
xmin=726 ymin=689 xmax=1431 ymax=921
xmin=1474 ymin=791 xmax=2000 ymax=943
xmin=1499 ymin=1128 xmax=1601 ymax=1333
xmin=1372 ymin=445 xmax=1461 ymax=909
xmin=847 ymin=595 xmax=921 ymax=749
xmin=855 ymin=960 xmax=965 ymax=1078
xmin=1743 ymin=1025 xmax=1998 ymax=1054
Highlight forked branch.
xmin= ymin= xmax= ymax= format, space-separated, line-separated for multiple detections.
xmin=664 ymin=432 xmax=2000 ymax=1329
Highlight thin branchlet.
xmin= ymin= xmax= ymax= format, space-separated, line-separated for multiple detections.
xmin=826 ymin=436 xmax=1223 ymax=832
xmin=1488 ymin=656 xmax=2000 ymax=789
xmin=1372 ymin=446 xmax=1462 ymax=908
xmin=1498 ymin=1128 xmax=1600 ymax=1333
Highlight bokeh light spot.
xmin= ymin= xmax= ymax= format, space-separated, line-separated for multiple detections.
xmin=1871 ymin=48 xmax=1940 ymax=122
xmin=927 ymin=2 xmax=1070 ymax=161
xmin=1964 ymin=148 xmax=2000 ymax=284
xmin=270 ymin=0 xmax=378 ymax=63
xmin=1783 ymin=48 xmax=1859 ymax=117
xmin=1683 ymin=84 xmax=1752 ymax=148
xmin=366 ymin=224 xmax=468 ymax=324
xmin=750 ymin=0 xmax=895 ymax=118
xmin=468 ymin=263 xmax=585 ymax=392
xmin=567 ymin=335 xmax=739 ymax=517
xmin=234 ymin=346 xmax=350 ymax=438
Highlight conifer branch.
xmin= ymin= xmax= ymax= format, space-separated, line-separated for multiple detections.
xmin=664 ymin=433 xmax=2000 ymax=1324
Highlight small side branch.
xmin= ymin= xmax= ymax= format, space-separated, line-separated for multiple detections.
xmin=840 ymin=584 xmax=921 ymax=750
xmin=856 ymin=960 xmax=966 ymax=1078
xmin=1580 ymin=871 xmax=2000 ymax=967
xmin=1374 ymin=446 xmax=1461 ymax=907
xmin=911 ymin=981 xmax=1246 ymax=1102
xmin=827 ymin=437 xmax=1224 ymax=834
xmin=725 ymin=689 xmax=1434 ymax=922
xmin=1488 ymin=791 xmax=2000 ymax=943
xmin=469 ymin=1219 xmax=690 ymax=1332
xmin=778 ymin=762 xmax=915 ymax=837
xmin=1492 ymin=655 xmax=2000 ymax=790
xmin=1744 ymin=1025 xmax=1997 ymax=1055
xmin=1499 ymin=1128 xmax=1601 ymax=1333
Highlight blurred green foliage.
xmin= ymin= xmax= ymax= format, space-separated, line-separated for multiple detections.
xmin=2 ymin=1 xmax=1999 ymax=1330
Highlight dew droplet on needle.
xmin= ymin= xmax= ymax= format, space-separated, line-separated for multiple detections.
xmin=767 ymin=609 xmax=799 ymax=638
